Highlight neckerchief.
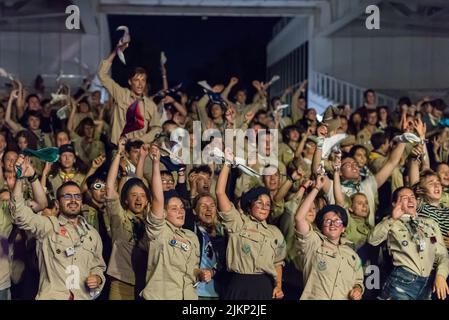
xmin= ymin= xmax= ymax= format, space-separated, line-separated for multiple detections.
xmin=121 ymin=99 xmax=145 ymax=136
xmin=59 ymin=170 xmax=76 ymax=182
xmin=341 ymin=179 xmax=361 ymax=193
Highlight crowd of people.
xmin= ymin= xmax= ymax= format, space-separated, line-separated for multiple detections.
xmin=1 ymin=42 xmax=449 ymax=301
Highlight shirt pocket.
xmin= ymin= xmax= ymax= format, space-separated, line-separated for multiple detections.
xmin=239 ymin=230 xmax=262 ymax=259
xmin=48 ymin=233 xmax=73 ymax=261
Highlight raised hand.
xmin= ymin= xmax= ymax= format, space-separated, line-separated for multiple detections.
xmin=314 ymin=175 xmax=326 ymax=190
xmin=118 ymin=137 xmax=127 ymax=155
xmin=150 ymin=144 xmax=160 ymax=162
xmin=230 ymin=77 xmax=239 ymax=86
xmin=92 ymin=154 xmax=106 ymax=170
xmin=15 ymin=155 xmax=35 ymax=178
xmin=139 ymin=144 xmax=150 ymax=159
xmin=414 ymin=118 xmax=426 ymax=140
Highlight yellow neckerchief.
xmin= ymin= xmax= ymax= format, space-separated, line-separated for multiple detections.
xmin=59 ymin=170 xmax=76 ymax=182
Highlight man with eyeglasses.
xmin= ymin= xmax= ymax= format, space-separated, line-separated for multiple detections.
xmin=9 ymin=155 xmax=106 ymax=300
xmin=313 ymin=121 xmax=408 ymax=227
xmin=295 ymin=175 xmax=364 ymax=300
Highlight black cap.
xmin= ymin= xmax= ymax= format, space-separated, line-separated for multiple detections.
xmin=315 ymin=205 xmax=349 ymax=228
xmin=240 ymin=186 xmax=270 ymax=214
xmin=59 ymin=144 xmax=76 ymax=155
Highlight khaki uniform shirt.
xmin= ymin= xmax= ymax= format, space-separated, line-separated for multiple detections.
xmin=0 ymin=202 xmax=13 ymax=290
xmin=295 ymin=227 xmax=364 ymax=300
xmin=141 ymin=212 xmax=200 ymax=300
xmin=356 ymin=127 xmax=381 ymax=152
xmin=9 ymin=192 xmax=106 ymax=300
xmin=71 ymin=132 xmax=105 ymax=165
xmin=343 ymin=215 xmax=372 ymax=251
xmin=98 ymin=59 xmax=161 ymax=145
xmin=105 ymin=197 xmax=147 ymax=286
xmin=12 ymin=126 xmax=53 ymax=149
xmin=82 ymin=204 xmax=111 ymax=239
xmin=218 ymin=205 xmax=286 ymax=280
xmin=369 ymin=152 xmax=403 ymax=192
xmin=368 ymin=216 xmax=449 ymax=278
xmin=49 ymin=172 xmax=86 ymax=196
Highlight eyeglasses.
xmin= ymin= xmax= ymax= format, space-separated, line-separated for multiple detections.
xmin=92 ymin=182 xmax=105 ymax=190
xmin=162 ymin=179 xmax=174 ymax=185
xmin=341 ymin=162 xmax=358 ymax=169
xmin=323 ymin=219 xmax=344 ymax=227
xmin=61 ymin=193 xmax=82 ymax=201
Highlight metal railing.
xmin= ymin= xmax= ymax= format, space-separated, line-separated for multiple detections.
xmin=309 ymin=71 xmax=397 ymax=109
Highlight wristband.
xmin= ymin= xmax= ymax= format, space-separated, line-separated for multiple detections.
xmin=28 ymin=173 xmax=38 ymax=183
xmin=316 ymin=137 xmax=324 ymax=150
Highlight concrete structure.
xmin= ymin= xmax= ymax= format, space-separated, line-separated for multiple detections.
xmin=267 ymin=0 xmax=449 ymax=111
xmin=1 ymin=0 xmax=448 ymax=107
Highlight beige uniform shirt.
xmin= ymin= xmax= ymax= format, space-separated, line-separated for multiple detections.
xmin=219 ymin=205 xmax=286 ymax=280
xmin=71 ymin=132 xmax=105 ymax=165
xmin=368 ymin=216 xmax=449 ymax=278
xmin=49 ymin=172 xmax=86 ymax=196
xmin=105 ymin=197 xmax=147 ymax=286
xmin=98 ymin=59 xmax=161 ymax=145
xmin=82 ymin=204 xmax=111 ymax=239
xmin=0 ymin=202 xmax=12 ymax=290
xmin=343 ymin=215 xmax=372 ymax=251
xmin=9 ymin=193 xmax=106 ymax=300
xmin=141 ymin=212 xmax=200 ymax=300
xmin=12 ymin=126 xmax=53 ymax=149
xmin=295 ymin=227 xmax=364 ymax=300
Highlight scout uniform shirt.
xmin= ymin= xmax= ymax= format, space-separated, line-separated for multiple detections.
xmin=141 ymin=211 xmax=200 ymax=300
xmin=343 ymin=214 xmax=372 ymax=251
xmin=98 ymin=59 xmax=161 ymax=145
xmin=105 ymin=197 xmax=148 ymax=286
xmin=49 ymin=171 xmax=86 ymax=197
xmin=0 ymin=202 xmax=13 ymax=293
xmin=368 ymin=215 xmax=449 ymax=278
xmin=295 ymin=225 xmax=365 ymax=300
xmin=9 ymin=192 xmax=106 ymax=300
xmin=70 ymin=131 xmax=105 ymax=166
xmin=218 ymin=205 xmax=286 ymax=281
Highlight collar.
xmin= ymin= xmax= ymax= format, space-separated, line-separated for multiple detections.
xmin=341 ymin=179 xmax=361 ymax=190
xmin=247 ymin=214 xmax=268 ymax=229
xmin=317 ymin=230 xmax=353 ymax=247
xmin=166 ymin=219 xmax=185 ymax=234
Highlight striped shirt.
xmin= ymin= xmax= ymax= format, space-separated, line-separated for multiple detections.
xmin=417 ymin=202 xmax=449 ymax=238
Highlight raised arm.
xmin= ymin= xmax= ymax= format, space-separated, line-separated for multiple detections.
xmin=295 ymin=175 xmax=324 ymax=235
xmin=163 ymin=96 xmax=187 ymax=117
xmin=332 ymin=155 xmax=345 ymax=207
xmin=97 ymin=46 xmax=127 ymax=103
xmin=10 ymin=155 xmax=52 ymax=238
xmin=374 ymin=141 xmax=406 ymax=188
xmin=215 ymin=148 xmax=234 ymax=213
xmin=81 ymin=155 xmax=106 ymax=191
xmin=221 ymin=77 xmax=239 ymax=105
xmin=368 ymin=199 xmax=405 ymax=246
xmin=5 ymin=90 xmax=22 ymax=134
xmin=312 ymin=125 xmax=331 ymax=193
xmin=14 ymin=80 xmax=25 ymax=119
xmin=136 ymin=144 xmax=149 ymax=180
xmin=150 ymin=144 xmax=164 ymax=219
xmin=295 ymin=127 xmax=313 ymax=159
xmin=106 ymin=138 xmax=126 ymax=200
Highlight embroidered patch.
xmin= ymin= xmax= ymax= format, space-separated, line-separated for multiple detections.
xmin=317 ymin=260 xmax=327 ymax=271
xmin=59 ymin=226 xmax=67 ymax=237
xmin=242 ymin=244 xmax=251 ymax=254
xmin=430 ymin=236 xmax=436 ymax=244
xmin=401 ymin=240 xmax=408 ymax=247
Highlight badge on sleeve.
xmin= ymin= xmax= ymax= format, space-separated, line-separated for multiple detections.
xmin=169 ymin=239 xmax=177 ymax=246
xmin=401 ymin=240 xmax=408 ymax=247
